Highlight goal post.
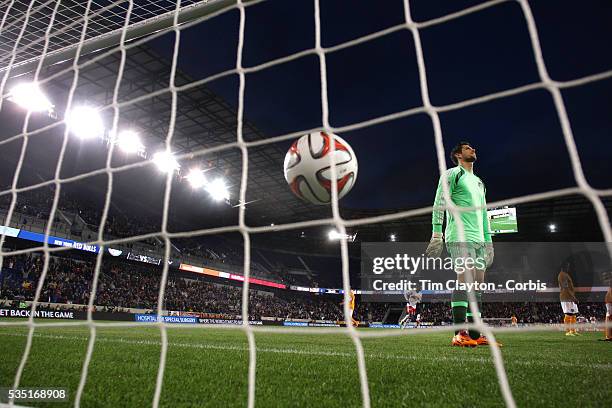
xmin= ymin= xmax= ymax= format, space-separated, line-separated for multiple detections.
xmin=0 ymin=0 xmax=238 ymax=78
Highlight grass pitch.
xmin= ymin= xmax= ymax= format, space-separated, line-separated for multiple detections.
xmin=0 ymin=322 xmax=610 ymax=407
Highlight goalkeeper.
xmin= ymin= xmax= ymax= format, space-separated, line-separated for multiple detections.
xmin=425 ymin=141 xmax=500 ymax=347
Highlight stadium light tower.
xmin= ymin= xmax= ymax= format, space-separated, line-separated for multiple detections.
xmin=66 ymin=106 xmax=104 ymax=139
xmin=116 ymin=130 xmax=143 ymax=153
xmin=186 ymin=168 xmax=207 ymax=189
xmin=152 ymin=151 xmax=180 ymax=173
xmin=205 ymin=178 xmax=230 ymax=201
xmin=8 ymin=82 xmax=53 ymax=113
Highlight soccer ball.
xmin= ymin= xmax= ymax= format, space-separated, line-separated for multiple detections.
xmin=283 ymin=132 xmax=358 ymax=205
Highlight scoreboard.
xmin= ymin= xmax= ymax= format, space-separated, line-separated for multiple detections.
xmin=487 ymin=206 xmax=518 ymax=234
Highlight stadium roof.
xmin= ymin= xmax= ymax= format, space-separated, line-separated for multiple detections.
xmin=2 ymin=41 xmax=331 ymax=228
xmin=0 ymin=0 xmax=331 ymax=242
xmin=51 ymin=44 xmax=325 ymax=221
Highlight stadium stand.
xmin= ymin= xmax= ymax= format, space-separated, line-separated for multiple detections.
xmin=0 ymin=252 xmax=376 ymax=321
xmin=1 ymin=252 xmax=605 ymax=325
xmin=0 ymin=193 xmax=303 ymax=285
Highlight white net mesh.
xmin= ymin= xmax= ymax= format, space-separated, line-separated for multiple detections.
xmin=0 ymin=0 xmax=611 ymax=407
xmin=0 ymin=0 xmax=209 ymax=67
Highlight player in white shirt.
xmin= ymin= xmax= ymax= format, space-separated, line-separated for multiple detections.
xmin=589 ymin=316 xmax=597 ymax=331
xmin=399 ymin=291 xmax=422 ymax=329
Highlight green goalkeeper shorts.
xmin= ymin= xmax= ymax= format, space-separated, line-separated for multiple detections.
xmin=446 ymin=242 xmax=487 ymax=274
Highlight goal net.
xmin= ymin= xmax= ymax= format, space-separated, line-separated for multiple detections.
xmin=0 ymin=1 xmax=610 ymax=407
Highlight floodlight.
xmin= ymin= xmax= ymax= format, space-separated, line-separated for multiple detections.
xmin=66 ymin=106 xmax=104 ymax=139
xmin=116 ymin=130 xmax=143 ymax=153
xmin=152 ymin=151 xmax=179 ymax=173
xmin=9 ymin=82 xmax=53 ymax=112
xmin=328 ymin=229 xmax=355 ymax=242
xmin=328 ymin=229 xmax=341 ymax=241
xmin=186 ymin=169 xmax=207 ymax=188
xmin=205 ymin=178 xmax=229 ymax=201
xmin=548 ymin=224 xmax=557 ymax=233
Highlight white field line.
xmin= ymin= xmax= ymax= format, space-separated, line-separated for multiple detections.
xmin=0 ymin=332 xmax=610 ymax=371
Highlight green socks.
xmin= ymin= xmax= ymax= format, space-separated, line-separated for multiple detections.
xmin=451 ymin=290 xmax=468 ymax=335
xmin=452 ymin=290 xmax=482 ymax=339
xmin=466 ymin=291 xmax=482 ymax=340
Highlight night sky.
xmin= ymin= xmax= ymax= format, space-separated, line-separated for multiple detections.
xmin=151 ymin=0 xmax=612 ymax=210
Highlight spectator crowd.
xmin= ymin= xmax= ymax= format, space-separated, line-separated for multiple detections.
xmin=0 ymin=253 xmax=379 ymax=321
xmin=1 ymin=253 xmax=607 ymax=324
xmin=0 ymin=190 xmax=304 ymax=287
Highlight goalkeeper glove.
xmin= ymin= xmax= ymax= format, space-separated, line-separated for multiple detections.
xmin=485 ymin=243 xmax=494 ymax=269
xmin=425 ymin=232 xmax=444 ymax=258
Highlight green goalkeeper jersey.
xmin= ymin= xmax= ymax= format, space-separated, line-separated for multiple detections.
xmin=431 ymin=165 xmax=492 ymax=243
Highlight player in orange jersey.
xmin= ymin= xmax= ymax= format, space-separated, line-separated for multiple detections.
xmin=558 ymin=263 xmax=579 ymax=336
xmin=340 ymin=290 xmax=359 ymax=327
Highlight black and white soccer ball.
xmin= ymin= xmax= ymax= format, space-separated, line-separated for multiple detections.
xmin=283 ymin=132 xmax=358 ymax=205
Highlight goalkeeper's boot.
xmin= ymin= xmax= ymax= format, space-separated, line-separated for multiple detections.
xmin=451 ymin=331 xmax=478 ymax=347
xmin=476 ymin=335 xmax=503 ymax=347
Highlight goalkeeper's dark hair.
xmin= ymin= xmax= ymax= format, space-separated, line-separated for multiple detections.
xmin=450 ymin=141 xmax=471 ymax=165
